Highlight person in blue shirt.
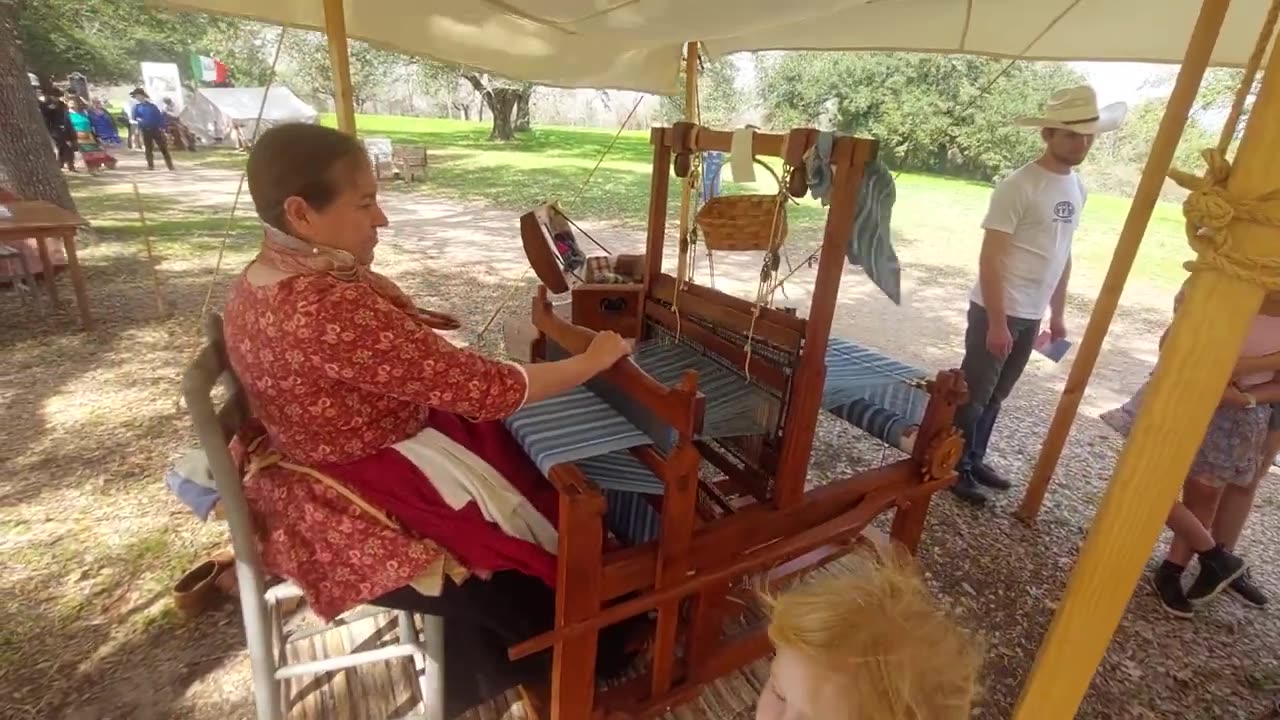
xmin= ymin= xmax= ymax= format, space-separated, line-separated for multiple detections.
xmin=129 ymin=88 xmax=174 ymax=171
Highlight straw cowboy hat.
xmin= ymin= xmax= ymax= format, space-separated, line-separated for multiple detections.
xmin=1015 ymin=85 xmax=1127 ymax=135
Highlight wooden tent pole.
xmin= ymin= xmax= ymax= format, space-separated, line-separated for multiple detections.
xmin=322 ymin=0 xmax=357 ymax=134
xmin=1014 ymin=18 xmax=1280 ymax=720
xmin=675 ymin=41 xmax=700 ymax=284
xmin=1015 ymin=0 xmax=1231 ymax=523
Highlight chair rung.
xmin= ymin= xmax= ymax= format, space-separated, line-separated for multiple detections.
xmin=273 ymin=641 xmax=427 ymax=680
xmin=285 ymin=604 xmax=392 ymax=642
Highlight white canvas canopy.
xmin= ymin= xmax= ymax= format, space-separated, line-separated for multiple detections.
xmin=180 ymin=86 xmax=318 ymax=146
xmin=153 ymin=0 xmax=1272 ymax=93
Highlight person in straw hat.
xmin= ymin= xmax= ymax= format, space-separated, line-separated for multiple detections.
xmin=950 ymin=84 xmax=1126 ymax=505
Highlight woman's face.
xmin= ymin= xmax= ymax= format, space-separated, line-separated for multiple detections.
xmin=283 ymin=157 xmax=387 ymax=265
xmin=756 ymin=649 xmax=828 ymax=720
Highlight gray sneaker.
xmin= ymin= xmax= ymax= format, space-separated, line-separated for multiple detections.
xmin=1227 ymin=570 xmax=1268 ymax=609
xmin=949 ymin=472 xmax=989 ymax=505
xmin=1186 ymin=545 xmax=1248 ymax=604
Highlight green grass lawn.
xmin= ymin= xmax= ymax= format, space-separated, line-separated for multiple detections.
xmin=76 ymin=113 xmax=1193 ymax=300
xmin=334 ymin=114 xmax=1191 ymax=297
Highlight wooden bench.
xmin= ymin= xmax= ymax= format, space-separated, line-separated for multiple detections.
xmin=392 ymin=145 xmax=428 ymax=182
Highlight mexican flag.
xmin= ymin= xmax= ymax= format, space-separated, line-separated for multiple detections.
xmin=190 ymin=54 xmax=229 ymax=84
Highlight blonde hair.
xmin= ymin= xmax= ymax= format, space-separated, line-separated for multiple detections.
xmin=763 ymin=545 xmax=983 ymax=720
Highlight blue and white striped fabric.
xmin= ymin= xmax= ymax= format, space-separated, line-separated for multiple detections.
xmin=504 ymin=385 xmax=651 ymax=476
xmin=849 ymin=159 xmax=901 ymax=305
xmin=630 ymin=340 xmax=776 ymax=440
xmin=577 ymin=450 xmax=665 ymax=495
xmin=506 ymin=335 xmax=929 ymax=547
xmin=805 ymin=131 xmax=901 ymax=305
xmin=602 ymin=487 xmax=663 ymax=545
xmin=504 ymin=339 xmax=775 ymax=480
xmin=821 ymin=338 xmax=929 ymax=450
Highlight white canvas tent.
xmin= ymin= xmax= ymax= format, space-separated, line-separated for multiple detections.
xmin=154 ymin=0 xmax=1272 ymax=93
xmin=180 ymin=86 xmax=317 ymax=146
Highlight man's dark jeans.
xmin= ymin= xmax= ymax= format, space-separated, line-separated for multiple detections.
xmin=956 ymin=302 xmax=1041 ymax=475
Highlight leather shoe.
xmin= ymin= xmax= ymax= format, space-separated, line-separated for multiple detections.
xmin=172 ymin=560 xmax=221 ymax=618
xmin=972 ymin=463 xmax=1012 ymax=491
xmin=949 ymin=472 xmax=989 ymax=505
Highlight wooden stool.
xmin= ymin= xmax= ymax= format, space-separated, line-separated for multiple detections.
xmin=0 ymin=243 xmax=39 ymax=309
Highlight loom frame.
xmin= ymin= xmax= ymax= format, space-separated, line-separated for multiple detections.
xmin=516 ymin=123 xmax=969 ymax=720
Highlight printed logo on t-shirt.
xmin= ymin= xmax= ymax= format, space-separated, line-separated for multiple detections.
xmin=1053 ymin=201 xmax=1076 ymax=223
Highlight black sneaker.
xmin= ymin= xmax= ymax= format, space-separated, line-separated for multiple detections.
xmin=1186 ymin=545 xmax=1249 ymax=604
xmin=1227 ymin=570 xmax=1268 ymax=609
xmin=949 ymin=472 xmax=989 ymax=505
xmin=1150 ymin=561 xmax=1194 ymax=618
xmin=972 ymin=462 xmax=1012 ymax=491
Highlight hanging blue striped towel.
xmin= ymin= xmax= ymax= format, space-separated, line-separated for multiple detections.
xmin=806 ymin=132 xmax=902 ymax=305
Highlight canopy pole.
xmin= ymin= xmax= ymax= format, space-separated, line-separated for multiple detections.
xmin=323 ymin=0 xmax=357 ymax=134
xmin=1014 ymin=0 xmax=1231 ymax=524
xmin=675 ymin=41 xmax=700 ymax=284
xmin=1014 ymin=18 xmax=1280 ymax=720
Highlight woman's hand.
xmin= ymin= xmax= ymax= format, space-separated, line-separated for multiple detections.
xmin=417 ymin=307 xmax=461 ymax=331
xmin=584 ymin=331 xmax=632 ymax=373
xmin=1221 ymin=383 xmax=1255 ymax=408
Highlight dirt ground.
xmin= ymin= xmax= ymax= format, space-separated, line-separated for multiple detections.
xmin=2 ymin=153 xmax=1278 ymax=720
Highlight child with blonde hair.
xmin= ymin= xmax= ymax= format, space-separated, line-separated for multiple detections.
xmin=757 ymin=546 xmax=983 ymax=720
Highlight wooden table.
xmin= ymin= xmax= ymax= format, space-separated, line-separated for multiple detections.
xmin=0 ymin=201 xmax=92 ymax=329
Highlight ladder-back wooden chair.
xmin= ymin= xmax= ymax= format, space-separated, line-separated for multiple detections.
xmin=182 ymin=312 xmax=446 ymax=720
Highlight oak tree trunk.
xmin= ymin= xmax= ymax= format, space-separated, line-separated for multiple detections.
xmin=488 ymin=87 xmax=518 ymax=141
xmin=0 ymin=0 xmax=74 ymax=209
xmin=515 ymin=89 xmax=532 ymax=132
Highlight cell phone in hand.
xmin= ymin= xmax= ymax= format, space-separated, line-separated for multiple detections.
xmin=1033 ymin=329 xmax=1072 ymax=362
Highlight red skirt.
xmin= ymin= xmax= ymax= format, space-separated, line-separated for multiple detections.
xmin=316 ymin=411 xmax=561 ymax=586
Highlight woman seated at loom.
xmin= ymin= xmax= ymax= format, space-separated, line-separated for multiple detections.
xmin=222 ymin=123 xmax=641 ymax=717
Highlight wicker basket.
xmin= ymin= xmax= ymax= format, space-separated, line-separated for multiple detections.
xmin=696 ymin=158 xmax=790 ymax=252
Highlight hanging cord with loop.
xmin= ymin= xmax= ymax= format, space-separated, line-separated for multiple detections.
xmin=474 ymin=96 xmax=643 ymax=343
xmin=563 ymin=96 xmax=644 ymax=211
xmin=743 ymin=157 xmax=794 ymax=381
xmin=673 ymin=126 xmax=704 ymax=343
xmin=198 ymin=28 xmax=289 ymax=322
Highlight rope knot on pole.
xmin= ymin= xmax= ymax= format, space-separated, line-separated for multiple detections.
xmin=1169 ymin=148 xmax=1280 ymax=289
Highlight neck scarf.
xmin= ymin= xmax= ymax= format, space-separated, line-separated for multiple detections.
xmin=256 ymin=223 xmax=365 ymax=282
xmin=252 ymin=224 xmax=461 ymax=331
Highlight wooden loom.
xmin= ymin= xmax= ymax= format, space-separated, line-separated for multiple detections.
xmin=510 ymin=123 xmax=969 ymax=720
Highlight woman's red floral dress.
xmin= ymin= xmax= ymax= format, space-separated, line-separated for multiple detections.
xmin=222 ymin=269 xmax=555 ymax=621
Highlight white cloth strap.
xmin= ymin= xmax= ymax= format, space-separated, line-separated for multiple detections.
xmin=730 ymin=128 xmax=756 ymax=183
xmin=392 ymin=428 xmax=558 ymax=554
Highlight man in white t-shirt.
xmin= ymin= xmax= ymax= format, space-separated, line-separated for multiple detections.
xmin=951 ymin=85 xmax=1127 ymax=505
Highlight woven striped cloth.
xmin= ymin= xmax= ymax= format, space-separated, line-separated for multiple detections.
xmin=602 ymin=487 xmax=663 ymax=545
xmin=504 ymin=340 xmax=774 ymax=478
xmin=848 ymin=159 xmax=901 ymax=305
xmin=804 ymin=131 xmax=901 ymax=304
xmin=821 ymin=338 xmax=929 ymax=450
xmin=505 ymin=336 xmax=929 ymax=545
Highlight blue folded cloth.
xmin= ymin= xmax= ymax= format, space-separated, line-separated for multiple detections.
xmin=805 ymin=131 xmax=902 ymax=305
xmin=164 ymin=449 xmax=221 ymax=520
xmin=166 ymin=471 xmax=220 ymax=520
